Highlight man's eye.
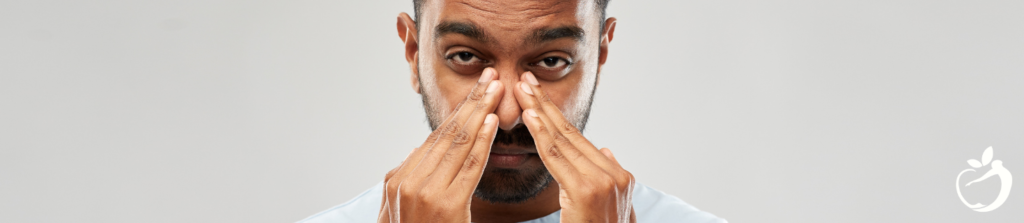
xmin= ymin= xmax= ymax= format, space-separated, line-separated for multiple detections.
xmin=450 ymin=52 xmax=481 ymax=64
xmin=537 ymin=57 xmax=569 ymax=69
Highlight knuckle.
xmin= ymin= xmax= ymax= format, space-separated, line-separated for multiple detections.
xmin=546 ymin=144 xmax=563 ymax=159
xmin=452 ymin=130 xmax=470 ymax=145
xmin=468 ymin=88 xmax=485 ymax=101
xmin=442 ymin=122 xmax=461 ymax=137
xmin=385 ymin=180 xmax=399 ymax=193
xmin=534 ymin=122 xmax=549 ymax=134
xmin=398 ymin=183 xmax=416 ymax=198
xmin=384 ymin=167 xmax=399 ymax=181
xmin=417 ymin=188 xmax=432 ymax=200
xmin=475 ymin=131 xmax=493 ymax=144
xmin=559 ymin=122 xmax=578 ymax=135
xmin=462 ymin=154 xmax=481 ymax=171
xmin=540 ymin=93 xmax=552 ymax=102
xmin=617 ymin=171 xmax=634 ymax=189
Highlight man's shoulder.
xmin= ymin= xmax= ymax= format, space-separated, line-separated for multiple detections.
xmin=298 ymin=182 xmax=726 ymax=223
xmin=631 ymin=183 xmax=727 ymax=223
xmin=298 ymin=181 xmax=384 ymax=223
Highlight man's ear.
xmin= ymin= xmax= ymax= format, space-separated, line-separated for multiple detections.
xmin=397 ymin=13 xmax=421 ymax=94
xmin=596 ymin=17 xmax=617 ymax=87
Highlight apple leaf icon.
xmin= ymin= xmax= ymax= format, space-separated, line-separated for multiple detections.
xmin=968 ymin=159 xmax=983 ymax=168
xmin=982 ymin=146 xmax=993 ymax=166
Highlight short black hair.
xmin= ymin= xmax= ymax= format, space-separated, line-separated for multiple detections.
xmin=412 ymin=0 xmax=611 ymax=34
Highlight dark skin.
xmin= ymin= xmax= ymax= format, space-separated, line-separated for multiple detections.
xmin=380 ymin=0 xmax=629 ymax=222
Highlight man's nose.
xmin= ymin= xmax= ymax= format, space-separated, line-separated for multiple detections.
xmin=493 ymin=67 xmax=522 ymax=130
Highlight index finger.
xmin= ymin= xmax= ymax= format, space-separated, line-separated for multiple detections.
xmin=385 ymin=68 xmax=498 ymax=192
xmin=514 ymin=72 xmax=615 ymax=168
xmin=403 ymin=68 xmax=503 ymax=186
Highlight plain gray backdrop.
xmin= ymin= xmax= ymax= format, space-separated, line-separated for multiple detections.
xmin=2 ymin=0 xmax=1022 ymax=222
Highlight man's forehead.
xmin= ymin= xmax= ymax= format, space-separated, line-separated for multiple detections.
xmin=423 ymin=0 xmax=599 ymax=42
xmin=438 ymin=0 xmax=580 ymax=20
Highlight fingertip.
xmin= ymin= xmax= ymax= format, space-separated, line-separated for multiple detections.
xmin=520 ymin=82 xmax=534 ymax=95
xmin=525 ymin=109 xmax=539 ymax=118
xmin=485 ymin=80 xmax=501 ymax=94
xmin=522 ymin=71 xmax=539 ymax=86
xmin=484 ymin=113 xmax=497 ymax=125
xmin=478 ymin=67 xmax=496 ymax=83
xmin=490 ymin=114 xmax=501 ymax=132
xmin=600 ymin=147 xmax=615 ymax=159
xmin=521 ymin=109 xmax=538 ymax=127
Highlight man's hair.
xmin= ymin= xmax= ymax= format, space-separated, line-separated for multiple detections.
xmin=412 ymin=0 xmax=611 ymax=33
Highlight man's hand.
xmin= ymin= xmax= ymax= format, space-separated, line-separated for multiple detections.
xmin=378 ymin=68 xmax=504 ymax=223
xmin=514 ymin=72 xmax=637 ymax=223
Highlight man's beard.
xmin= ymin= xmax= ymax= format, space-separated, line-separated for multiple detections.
xmin=419 ymin=74 xmax=596 ymax=204
xmin=473 ymin=124 xmax=553 ymax=204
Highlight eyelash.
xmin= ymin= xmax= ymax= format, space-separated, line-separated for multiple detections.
xmin=445 ymin=52 xmax=484 ymax=64
xmin=444 ymin=51 xmax=572 ymax=72
xmin=532 ymin=57 xmax=572 ymax=68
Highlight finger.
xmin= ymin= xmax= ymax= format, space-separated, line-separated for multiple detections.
xmin=382 ymin=127 xmax=452 ymax=209
xmin=520 ymin=108 xmax=579 ymax=182
xmin=405 ymin=68 xmax=502 ymax=186
xmin=525 ymin=107 xmax=608 ymax=181
xmin=514 ymin=73 xmax=616 ymax=170
xmin=376 ymin=201 xmax=390 ymax=223
xmin=629 ymin=208 xmax=637 ymax=223
xmin=379 ymin=166 xmax=400 ymax=216
xmin=427 ymin=81 xmax=504 ymax=187
xmin=382 ymin=69 xmax=497 ymax=214
xmin=404 ymin=67 xmax=498 ymax=165
xmin=521 ymin=72 xmax=606 ymax=162
xmin=600 ymin=147 xmax=621 ymax=167
xmin=449 ymin=113 xmax=499 ymax=193
xmin=602 ymin=147 xmax=635 ymax=189
xmin=384 ymin=105 xmax=461 ymax=191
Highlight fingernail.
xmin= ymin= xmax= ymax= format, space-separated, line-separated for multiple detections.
xmin=526 ymin=109 xmax=539 ymax=118
xmin=484 ymin=114 xmax=496 ymax=124
xmin=523 ymin=72 xmax=539 ymax=86
xmin=486 ymin=81 xmax=500 ymax=93
xmin=478 ymin=68 xmax=494 ymax=83
xmin=520 ymin=82 xmax=534 ymax=95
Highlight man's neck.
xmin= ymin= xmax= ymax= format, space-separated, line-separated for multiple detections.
xmin=469 ymin=183 xmax=561 ymax=223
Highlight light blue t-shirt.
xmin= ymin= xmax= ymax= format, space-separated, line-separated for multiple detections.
xmin=298 ymin=182 xmax=726 ymax=223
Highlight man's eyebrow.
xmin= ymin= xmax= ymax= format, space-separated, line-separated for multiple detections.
xmin=530 ymin=26 xmax=585 ymax=43
xmin=434 ymin=21 xmax=489 ymax=42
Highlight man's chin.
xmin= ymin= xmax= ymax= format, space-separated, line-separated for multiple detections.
xmin=474 ymin=155 xmax=552 ymax=204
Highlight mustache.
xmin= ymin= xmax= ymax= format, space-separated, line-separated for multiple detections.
xmin=492 ymin=124 xmax=535 ymax=148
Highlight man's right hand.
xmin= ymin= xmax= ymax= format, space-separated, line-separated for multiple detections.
xmin=377 ymin=68 xmax=504 ymax=223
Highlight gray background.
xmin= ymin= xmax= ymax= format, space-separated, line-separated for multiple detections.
xmin=1 ymin=0 xmax=1022 ymax=222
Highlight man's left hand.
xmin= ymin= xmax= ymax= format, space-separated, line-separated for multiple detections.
xmin=513 ymin=71 xmax=637 ymax=223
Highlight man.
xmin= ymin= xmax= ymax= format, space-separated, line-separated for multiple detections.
xmin=301 ymin=0 xmax=726 ymax=222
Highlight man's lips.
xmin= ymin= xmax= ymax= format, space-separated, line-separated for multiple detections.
xmin=488 ymin=144 xmax=536 ymax=168
xmin=488 ymin=153 xmax=533 ymax=168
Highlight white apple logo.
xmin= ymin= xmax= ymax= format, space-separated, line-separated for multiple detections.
xmin=956 ymin=146 xmax=1013 ymax=212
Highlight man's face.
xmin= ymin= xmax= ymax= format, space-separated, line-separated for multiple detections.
xmin=403 ymin=0 xmax=611 ymax=203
